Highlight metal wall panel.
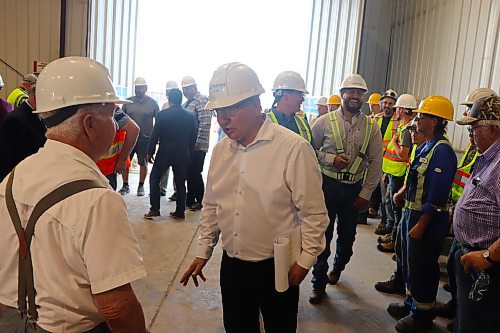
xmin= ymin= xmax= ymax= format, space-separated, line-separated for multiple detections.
xmin=387 ymin=0 xmax=500 ymax=151
xmin=306 ymin=0 xmax=365 ymax=97
xmin=0 ymin=0 xmax=61 ymax=99
xmin=65 ymin=0 xmax=89 ymax=56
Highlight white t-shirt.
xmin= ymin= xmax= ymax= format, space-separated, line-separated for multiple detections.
xmin=0 ymin=140 xmax=147 ymax=332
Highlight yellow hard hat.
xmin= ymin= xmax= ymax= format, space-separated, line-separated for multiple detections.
xmin=327 ymin=94 xmax=341 ymax=105
xmin=417 ymin=96 xmax=454 ymax=121
xmin=366 ymin=93 xmax=381 ymax=105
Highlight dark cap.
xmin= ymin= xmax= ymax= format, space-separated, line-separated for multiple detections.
xmin=457 ymin=95 xmax=500 ymax=125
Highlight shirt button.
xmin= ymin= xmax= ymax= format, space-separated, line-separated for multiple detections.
xmin=236 ymin=212 xmax=240 ymax=216
xmin=234 ymin=233 xmax=238 ymax=237
xmin=239 ymin=190 xmax=242 ymax=194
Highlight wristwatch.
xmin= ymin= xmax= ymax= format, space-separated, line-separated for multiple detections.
xmin=482 ymin=250 xmax=496 ymax=265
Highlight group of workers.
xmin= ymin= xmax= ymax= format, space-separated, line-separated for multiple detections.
xmin=0 ymin=55 xmax=498 ymax=333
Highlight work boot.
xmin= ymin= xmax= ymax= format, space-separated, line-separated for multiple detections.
xmin=160 ymin=189 xmax=167 ymax=196
xmin=377 ymin=240 xmax=395 ymax=253
xmin=308 ymin=288 xmax=326 ymax=304
xmin=375 ymin=278 xmax=405 ymax=295
xmin=169 ymin=211 xmax=185 ymax=220
xmin=189 ymin=202 xmax=203 ymax=211
xmin=378 ymin=233 xmax=392 ymax=244
xmin=434 ymin=300 xmax=455 ymax=319
xmin=143 ymin=211 xmax=160 ymax=220
xmin=118 ymin=184 xmax=130 ymax=195
xmin=368 ymin=207 xmax=379 ymax=218
xmin=328 ymin=268 xmax=341 ymax=285
xmin=387 ymin=302 xmax=410 ymax=319
xmin=395 ymin=315 xmax=433 ymax=332
xmin=374 ymin=223 xmax=391 ymax=235
xmin=137 ymin=186 xmax=145 ymax=196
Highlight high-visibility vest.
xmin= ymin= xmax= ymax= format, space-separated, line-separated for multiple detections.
xmin=96 ymin=129 xmax=131 ymax=176
xmin=404 ymin=139 xmax=451 ymax=211
xmin=450 ymin=143 xmax=478 ymax=203
xmin=319 ymin=111 xmax=374 ymax=184
xmin=268 ymin=110 xmax=312 ymax=143
xmin=382 ymin=123 xmax=409 ymax=177
xmin=7 ymin=87 xmax=28 ymax=108
xmin=375 ymin=113 xmax=399 ymax=150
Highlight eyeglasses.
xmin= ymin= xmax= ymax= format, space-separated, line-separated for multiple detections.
xmin=212 ymin=106 xmax=242 ymax=118
xmin=467 ymin=125 xmax=487 ymax=134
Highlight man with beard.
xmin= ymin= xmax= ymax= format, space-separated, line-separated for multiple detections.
xmin=309 ymin=74 xmax=383 ymax=304
xmin=267 ymin=71 xmax=312 ymax=144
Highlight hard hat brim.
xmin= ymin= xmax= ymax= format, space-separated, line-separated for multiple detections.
xmin=33 ymin=97 xmax=131 ymax=114
xmin=416 ymin=109 xmax=454 ymax=121
xmin=204 ymin=90 xmax=264 ymax=110
xmin=456 ymin=116 xmax=478 ymax=125
xmin=182 ymin=83 xmax=196 ymax=88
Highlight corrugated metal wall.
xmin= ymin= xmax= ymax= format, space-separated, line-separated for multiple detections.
xmin=0 ymin=0 xmax=61 ymax=99
xmin=306 ymin=0 xmax=366 ymax=97
xmin=88 ymin=0 xmax=139 ymax=98
xmin=65 ymin=0 xmax=89 ymax=57
xmin=387 ymin=0 xmax=500 ymax=151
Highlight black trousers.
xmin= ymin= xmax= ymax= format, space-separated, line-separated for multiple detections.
xmin=186 ymin=150 xmax=206 ymax=205
xmin=150 ymin=159 xmax=188 ymax=216
xmin=105 ymin=173 xmax=117 ymax=191
xmin=220 ymin=252 xmax=299 ymax=333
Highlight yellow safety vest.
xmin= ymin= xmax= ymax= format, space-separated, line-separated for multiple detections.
xmin=375 ymin=113 xmax=399 ymax=150
xmin=450 ymin=143 xmax=478 ymax=203
xmin=7 ymin=87 xmax=28 ymax=108
xmin=319 ymin=111 xmax=374 ymax=184
xmin=404 ymin=140 xmax=451 ymax=211
xmin=268 ymin=110 xmax=312 ymax=143
xmin=382 ymin=123 xmax=409 ymax=177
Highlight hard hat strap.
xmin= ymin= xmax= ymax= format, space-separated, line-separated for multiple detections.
xmin=42 ymin=105 xmax=80 ymax=128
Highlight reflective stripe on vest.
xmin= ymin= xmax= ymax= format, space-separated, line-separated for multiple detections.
xmin=96 ymin=129 xmax=127 ymax=176
xmin=382 ymin=123 xmax=409 ymax=177
xmin=450 ymin=143 xmax=478 ymax=203
xmin=376 ymin=114 xmax=399 ymax=150
xmin=7 ymin=87 xmax=28 ymax=108
xmin=319 ymin=111 xmax=374 ymax=184
xmin=268 ymin=110 xmax=312 ymax=143
xmin=404 ymin=140 xmax=451 ymax=211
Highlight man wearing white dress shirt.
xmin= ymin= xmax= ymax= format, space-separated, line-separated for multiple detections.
xmin=180 ymin=62 xmax=329 ymax=333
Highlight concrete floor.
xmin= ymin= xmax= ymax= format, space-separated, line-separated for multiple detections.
xmin=119 ymin=170 xmax=452 ymax=333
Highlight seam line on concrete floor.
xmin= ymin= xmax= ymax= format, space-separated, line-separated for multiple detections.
xmin=148 ymin=224 xmax=200 ymax=330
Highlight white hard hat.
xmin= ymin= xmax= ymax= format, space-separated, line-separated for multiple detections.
xmin=460 ymin=88 xmax=497 ymax=106
xmin=204 ymin=62 xmax=265 ymax=110
xmin=181 ymin=76 xmax=196 ymax=88
xmin=340 ymin=74 xmax=368 ymax=92
xmin=134 ymin=77 xmax=148 ymax=86
xmin=165 ymin=80 xmax=178 ymax=91
xmin=0 ymin=74 xmax=4 ymax=89
xmin=272 ymin=71 xmax=309 ymax=94
xmin=394 ymin=94 xmax=417 ymax=109
xmin=34 ymin=56 xmax=130 ymax=114
xmin=381 ymin=89 xmax=398 ymax=101
xmin=316 ymin=97 xmax=328 ymax=106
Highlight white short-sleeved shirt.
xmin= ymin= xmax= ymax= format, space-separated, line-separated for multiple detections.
xmin=0 ymin=140 xmax=147 ymax=332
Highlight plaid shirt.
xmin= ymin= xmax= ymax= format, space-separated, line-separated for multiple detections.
xmin=454 ymin=139 xmax=500 ymax=249
xmin=184 ymin=92 xmax=210 ymax=152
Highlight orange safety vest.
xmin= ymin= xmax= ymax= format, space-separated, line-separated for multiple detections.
xmin=375 ymin=113 xmax=399 ymax=150
xmin=96 ymin=129 xmax=131 ymax=176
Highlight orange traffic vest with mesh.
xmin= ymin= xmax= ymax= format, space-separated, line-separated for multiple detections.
xmin=97 ymin=129 xmax=130 ymax=176
xmin=375 ymin=113 xmax=399 ymax=150
xmin=382 ymin=122 xmax=409 ymax=177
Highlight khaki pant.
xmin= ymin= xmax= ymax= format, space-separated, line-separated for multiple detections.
xmin=0 ymin=304 xmax=27 ymax=333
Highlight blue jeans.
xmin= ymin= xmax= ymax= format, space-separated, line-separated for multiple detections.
xmin=387 ymin=175 xmax=405 ymax=240
xmin=400 ymin=209 xmax=449 ymax=322
xmin=311 ymin=176 xmax=361 ymax=288
xmin=454 ymin=248 xmax=500 ymax=332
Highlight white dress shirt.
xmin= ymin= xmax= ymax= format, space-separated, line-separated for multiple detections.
xmin=197 ymin=118 xmax=329 ymax=270
xmin=0 ymin=140 xmax=146 ymax=333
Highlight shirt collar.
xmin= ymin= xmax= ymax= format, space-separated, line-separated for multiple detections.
xmin=272 ymin=108 xmax=295 ymax=120
xmin=337 ymin=107 xmax=361 ymax=120
xmin=479 ymin=139 xmax=500 ymax=162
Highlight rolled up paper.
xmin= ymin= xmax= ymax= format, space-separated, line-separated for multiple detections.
xmin=274 ymin=237 xmax=290 ymax=292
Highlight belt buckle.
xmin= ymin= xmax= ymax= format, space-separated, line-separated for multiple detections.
xmin=342 ymin=173 xmax=352 ymax=181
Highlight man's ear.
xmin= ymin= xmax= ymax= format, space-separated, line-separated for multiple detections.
xmin=82 ymin=113 xmax=94 ymax=138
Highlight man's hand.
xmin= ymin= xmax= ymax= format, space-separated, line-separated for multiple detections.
xmin=461 ymin=251 xmax=492 ymax=273
xmin=114 ymin=156 xmax=127 ymax=174
xmin=180 ymin=257 xmax=208 ymax=287
xmin=333 ymin=154 xmax=349 ymax=169
xmin=288 ymin=263 xmax=309 ymax=286
xmin=146 ymin=154 xmax=155 ymax=164
xmin=194 ymin=143 xmax=201 ymax=151
xmin=393 ymin=189 xmax=405 ymax=207
xmin=409 ymin=213 xmax=432 ymax=241
xmin=353 ymin=196 xmax=369 ymax=211
xmin=382 ymin=173 xmax=389 ymax=184
xmin=391 ymin=133 xmax=400 ymax=144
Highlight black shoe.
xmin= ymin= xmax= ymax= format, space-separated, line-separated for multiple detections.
xmin=328 ymin=269 xmax=341 ymax=285
xmin=387 ymin=302 xmax=410 ymax=319
xmin=169 ymin=211 xmax=185 ymax=220
xmin=446 ymin=319 xmax=454 ymax=332
xmin=160 ymin=190 xmax=166 ymax=196
xmin=357 ymin=215 xmax=368 ymax=225
xmin=189 ymin=202 xmax=203 ymax=211
xmin=395 ymin=315 xmax=433 ymax=332
xmin=169 ymin=192 xmax=177 ymax=201
xmin=309 ymin=288 xmax=326 ymax=304
xmin=434 ymin=300 xmax=455 ymax=319
xmin=375 ymin=279 xmax=405 ymax=295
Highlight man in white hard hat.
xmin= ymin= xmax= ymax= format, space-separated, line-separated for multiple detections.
xmin=310 ymin=96 xmax=328 ymax=126
xmin=118 ymin=77 xmax=159 ymax=196
xmin=7 ymin=73 xmax=37 ymax=108
xmin=0 ymin=57 xmax=147 ymax=332
xmin=160 ymin=80 xmax=180 ymax=198
xmin=308 ymin=73 xmax=383 ymax=304
xmin=268 ymin=71 xmax=312 ymax=144
xmin=180 ymin=62 xmax=328 ymax=332
xmin=181 ymin=76 xmax=210 ymax=211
